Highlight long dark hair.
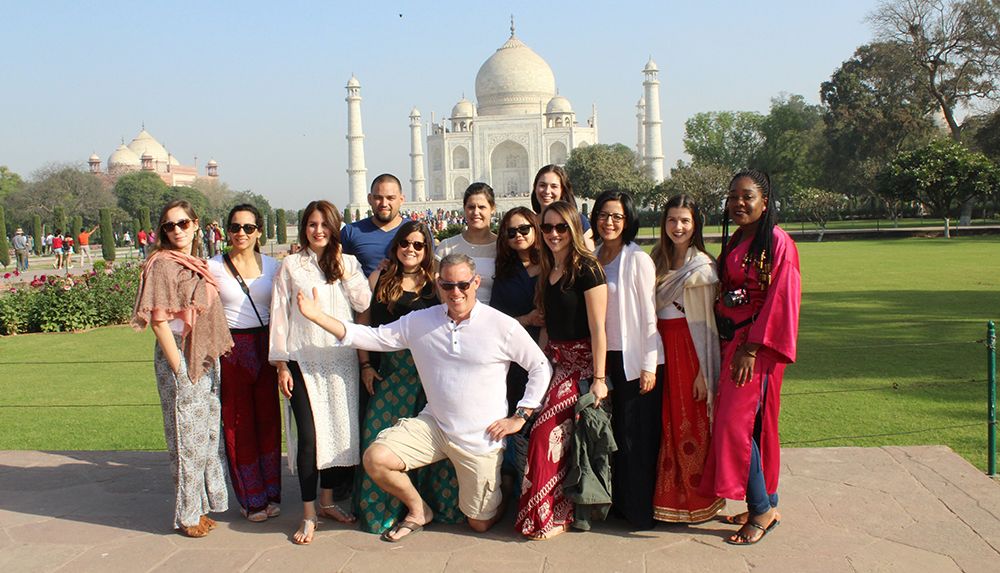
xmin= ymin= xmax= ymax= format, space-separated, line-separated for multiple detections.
xmin=535 ymin=201 xmax=604 ymax=311
xmin=590 ymin=189 xmax=639 ymax=245
xmin=226 ymin=203 xmax=262 ymax=253
xmin=530 ymin=164 xmax=576 ymax=213
xmin=720 ymin=169 xmax=777 ymax=289
xmin=494 ymin=206 xmax=541 ymax=280
xmin=651 ymin=194 xmax=710 ymax=281
xmin=153 ymin=199 xmax=201 ymax=255
xmin=298 ymin=200 xmax=344 ymax=283
xmin=375 ymin=220 xmax=436 ymax=312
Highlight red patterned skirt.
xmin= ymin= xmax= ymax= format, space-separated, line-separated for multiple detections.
xmin=653 ymin=318 xmax=724 ymax=522
xmin=515 ymin=338 xmax=591 ymax=538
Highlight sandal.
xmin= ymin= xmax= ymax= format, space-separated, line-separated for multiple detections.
xmin=199 ymin=515 xmax=217 ymax=530
xmin=724 ymin=510 xmax=781 ymax=525
xmin=266 ymin=503 xmax=281 ymax=518
xmin=181 ymin=523 xmax=209 ymax=538
xmin=293 ymin=517 xmax=318 ymax=545
xmin=725 ymin=516 xmax=780 ymax=546
xmin=318 ymin=503 xmax=356 ymax=523
xmin=241 ymin=508 xmax=268 ymax=522
xmin=380 ymin=519 xmax=425 ymax=542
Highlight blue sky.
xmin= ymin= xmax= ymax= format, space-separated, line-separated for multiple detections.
xmin=0 ymin=0 xmax=879 ymax=209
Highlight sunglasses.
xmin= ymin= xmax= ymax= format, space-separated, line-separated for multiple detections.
xmin=505 ymin=224 xmax=533 ymax=239
xmin=228 ymin=223 xmax=259 ymax=234
xmin=161 ymin=219 xmax=193 ymax=233
xmin=438 ymin=279 xmax=473 ymax=291
xmin=540 ymin=223 xmax=570 ymax=234
xmin=397 ymin=239 xmax=426 ymax=251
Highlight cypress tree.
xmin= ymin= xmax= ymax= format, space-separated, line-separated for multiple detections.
xmin=276 ymin=209 xmax=287 ymax=244
xmin=32 ymin=215 xmax=42 ymax=255
xmin=0 ymin=207 xmax=10 ymax=268
xmin=100 ymin=209 xmax=115 ymax=262
xmin=139 ymin=207 xmax=151 ymax=233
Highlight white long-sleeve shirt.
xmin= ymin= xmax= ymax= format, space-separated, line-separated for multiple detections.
xmin=340 ymin=301 xmax=551 ymax=454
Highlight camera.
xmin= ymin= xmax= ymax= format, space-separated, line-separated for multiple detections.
xmin=721 ymin=288 xmax=749 ymax=308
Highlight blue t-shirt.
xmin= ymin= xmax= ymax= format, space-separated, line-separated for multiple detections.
xmin=340 ymin=218 xmax=399 ymax=277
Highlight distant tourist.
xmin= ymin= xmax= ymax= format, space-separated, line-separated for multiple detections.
xmin=208 ymin=204 xmax=282 ymax=523
xmin=51 ymin=231 xmax=64 ymax=269
xmin=699 ymin=170 xmax=801 ymax=546
xmin=269 ymin=200 xmax=371 ymax=545
xmin=12 ymin=228 xmax=29 ymax=271
xmin=650 ymin=194 xmax=725 ymax=525
xmin=131 ymin=200 xmax=233 ymax=538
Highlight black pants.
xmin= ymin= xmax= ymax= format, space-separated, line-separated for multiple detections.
xmin=608 ymin=351 xmax=662 ymax=530
xmin=287 ymin=361 xmax=354 ymax=503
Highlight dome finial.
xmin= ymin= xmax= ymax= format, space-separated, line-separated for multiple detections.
xmin=510 ymin=14 xmax=515 ymax=37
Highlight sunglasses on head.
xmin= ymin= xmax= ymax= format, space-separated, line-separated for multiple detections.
xmin=505 ymin=224 xmax=532 ymax=239
xmin=438 ymin=279 xmax=473 ymax=291
xmin=161 ymin=219 xmax=193 ymax=233
xmin=397 ymin=239 xmax=426 ymax=251
xmin=228 ymin=223 xmax=259 ymax=234
xmin=540 ymin=222 xmax=570 ymax=234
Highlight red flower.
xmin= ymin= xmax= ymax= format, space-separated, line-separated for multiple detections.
xmin=2 ymin=273 xmax=9 ymax=279
xmin=13 ymin=270 xmax=19 ymax=277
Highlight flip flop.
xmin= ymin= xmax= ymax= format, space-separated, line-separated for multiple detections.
xmin=725 ymin=517 xmax=779 ymax=546
xmin=724 ymin=510 xmax=781 ymax=525
xmin=380 ymin=519 xmax=425 ymax=542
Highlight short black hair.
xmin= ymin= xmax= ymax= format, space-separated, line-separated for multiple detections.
xmin=590 ymin=190 xmax=639 ymax=245
xmin=370 ymin=173 xmax=402 ymax=193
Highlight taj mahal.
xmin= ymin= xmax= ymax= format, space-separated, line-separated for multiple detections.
xmin=345 ymin=22 xmax=664 ymax=214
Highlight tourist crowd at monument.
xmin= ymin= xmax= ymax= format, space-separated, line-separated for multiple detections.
xmin=130 ymin=165 xmax=801 ymax=547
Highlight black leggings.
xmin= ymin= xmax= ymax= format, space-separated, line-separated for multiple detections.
xmin=287 ymin=361 xmax=354 ymax=503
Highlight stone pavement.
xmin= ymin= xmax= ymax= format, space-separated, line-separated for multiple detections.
xmin=1 ymin=446 xmax=998 ymax=572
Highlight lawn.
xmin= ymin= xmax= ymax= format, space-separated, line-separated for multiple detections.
xmin=1 ymin=236 xmax=998 ymax=469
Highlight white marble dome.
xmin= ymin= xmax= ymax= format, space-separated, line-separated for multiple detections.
xmin=127 ymin=129 xmax=170 ymax=163
xmin=347 ymin=75 xmax=360 ymax=88
xmin=546 ymin=95 xmax=573 ymax=114
xmin=451 ymin=98 xmax=475 ymax=119
xmin=108 ymin=143 xmax=140 ymax=167
xmin=475 ymin=34 xmax=556 ymax=116
xmin=88 ymin=153 xmax=100 ymax=162
xmin=644 ymin=57 xmax=658 ymax=73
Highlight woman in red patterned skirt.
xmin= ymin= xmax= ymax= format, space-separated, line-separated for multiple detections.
xmin=650 ymin=194 xmax=725 ymax=523
xmin=515 ymin=200 xmax=607 ymax=540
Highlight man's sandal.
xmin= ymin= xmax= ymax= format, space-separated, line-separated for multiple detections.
xmin=725 ymin=517 xmax=780 ymax=546
xmin=380 ymin=519 xmax=425 ymax=542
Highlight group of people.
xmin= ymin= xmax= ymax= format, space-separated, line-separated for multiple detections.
xmin=130 ymin=165 xmax=800 ymax=548
xmin=8 ymin=225 xmax=100 ymax=271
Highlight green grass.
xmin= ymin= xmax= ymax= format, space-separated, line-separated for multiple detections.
xmin=634 ymin=217 xmax=1000 ymax=238
xmin=1 ymin=236 xmax=999 ymax=470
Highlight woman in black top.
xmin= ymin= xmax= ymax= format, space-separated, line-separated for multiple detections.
xmin=354 ymin=221 xmax=461 ymax=536
xmin=515 ymin=200 xmax=607 ymax=540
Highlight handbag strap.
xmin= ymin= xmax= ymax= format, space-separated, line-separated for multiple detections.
xmin=223 ymin=253 xmax=266 ymax=328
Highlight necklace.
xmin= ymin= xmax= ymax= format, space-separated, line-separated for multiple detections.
xmin=402 ymin=269 xmax=421 ymax=275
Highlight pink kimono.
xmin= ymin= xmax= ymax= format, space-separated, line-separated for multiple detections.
xmin=700 ymin=226 xmax=800 ymax=500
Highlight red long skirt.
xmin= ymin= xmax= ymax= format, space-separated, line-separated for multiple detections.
xmin=653 ymin=318 xmax=724 ymax=522
xmin=515 ymin=339 xmax=591 ymax=538
xmin=220 ymin=327 xmax=282 ymax=512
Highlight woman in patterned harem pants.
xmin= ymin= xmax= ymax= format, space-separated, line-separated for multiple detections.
xmin=154 ymin=339 xmax=229 ymax=529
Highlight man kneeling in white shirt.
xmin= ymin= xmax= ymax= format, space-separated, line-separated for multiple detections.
xmin=296 ymin=253 xmax=551 ymax=541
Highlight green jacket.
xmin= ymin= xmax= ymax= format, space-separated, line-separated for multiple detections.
xmin=563 ymin=392 xmax=617 ymax=531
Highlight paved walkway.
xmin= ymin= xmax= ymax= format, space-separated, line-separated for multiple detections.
xmin=1 ymin=446 xmax=998 ymax=572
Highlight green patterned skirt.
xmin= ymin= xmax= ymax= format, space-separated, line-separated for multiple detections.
xmin=355 ymin=349 xmax=463 ymax=534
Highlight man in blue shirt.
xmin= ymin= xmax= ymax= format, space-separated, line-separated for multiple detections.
xmin=341 ymin=173 xmax=406 ymax=277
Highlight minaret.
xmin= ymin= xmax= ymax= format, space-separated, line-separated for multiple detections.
xmin=409 ymin=107 xmax=427 ymax=202
xmin=590 ymin=103 xmax=599 ymax=139
xmin=642 ymin=58 xmax=664 ymax=182
xmin=635 ymin=96 xmax=646 ymax=164
xmin=346 ymin=75 xmax=367 ymax=209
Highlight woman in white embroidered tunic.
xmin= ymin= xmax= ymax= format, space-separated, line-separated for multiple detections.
xmin=270 ymin=200 xmax=371 ymax=544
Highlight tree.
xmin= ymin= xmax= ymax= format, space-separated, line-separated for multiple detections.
xmin=224 ymin=190 xmax=273 ymax=229
xmin=0 ymin=166 xmax=23 ymax=202
xmin=190 ymin=178 xmax=233 ymax=221
xmin=790 ymin=188 xmax=849 ymax=241
xmin=5 ymin=164 xmax=117 ymax=230
xmin=564 ymin=143 xmax=652 ymax=199
xmin=53 ymin=207 xmax=66 ymax=235
xmin=166 ymin=186 xmax=210 ymax=222
xmin=0 ymin=206 xmax=9 ymax=268
xmin=266 ymin=212 xmax=276 ymax=240
xmin=966 ymin=108 xmax=1000 ymax=161
xmin=877 ymin=138 xmax=1000 ymax=219
xmin=649 ymin=162 xmax=731 ymax=220
xmin=99 ymin=209 xmax=115 ymax=261
xmin=756 ymin=94 xmax=827 ymax=196
xmin=139 ymin=207 xmax=151 ymax=233
xmin=32 ymin=215 xmax=42 ymax=255
xmin=276 ymin=209 xmax=287 ymax=244
xmin=682 ymin=111 xmax=765 ymax=171
xmin=821 ymin=42 xmax=938 ymax=203
xmin=343 ymin=207 xmax=353 ymax=224
xmin=70 ymin=215 xmax=83 ymax=253
xmin=114 ymin=171 xmax=169 ymax=219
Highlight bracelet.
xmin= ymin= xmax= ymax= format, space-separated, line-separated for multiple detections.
xmin=742 ymin=347 xmax=757 ymax=358
xmin=360 ymin=362 xmax=373 ymax=370
xmin=592 ymin=376 xmax=606 ymax=382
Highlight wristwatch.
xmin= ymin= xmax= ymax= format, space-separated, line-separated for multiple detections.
xmin=513 ymin=407 xmax=531 ymax=422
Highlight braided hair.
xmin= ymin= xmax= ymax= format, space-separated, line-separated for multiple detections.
xmin=720 ymin=169 xmax=777 ymax=289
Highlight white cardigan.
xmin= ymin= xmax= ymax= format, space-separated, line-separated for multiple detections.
xmin=596 ymin=242 xmax=664 ymax=380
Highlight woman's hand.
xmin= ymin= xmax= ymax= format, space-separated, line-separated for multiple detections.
xmin=361 ymin=364 xmax=382 ymax=395
xmin=590 ymin=378 xmax=609 ymax=407
xmin=731 ymin=346 xmax=758 ymax=387
xmin=638 ymin=370 xmax=656 ymax=394
xmin=518 ymin=309 xmax=545 ymax=328
xmin=692 ymin=371 xmax=708 ymax=401
xmin=277 ymin=363 xmax=293 ymax=398
xmin=296 ymin=287 xmax=323 ymax=322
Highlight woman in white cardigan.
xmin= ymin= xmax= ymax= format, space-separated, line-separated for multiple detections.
xmin=591 ymin=190 xmax=663 ymax=530
xmin=649 ymin=194 xmax=724 ymax=524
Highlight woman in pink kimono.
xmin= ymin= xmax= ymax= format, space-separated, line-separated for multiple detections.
xmin=700 ymin=169 xmax=800 ymax=546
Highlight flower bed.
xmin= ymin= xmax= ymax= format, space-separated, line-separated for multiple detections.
xmin=0 ymin=263 xmax=141 ymax=334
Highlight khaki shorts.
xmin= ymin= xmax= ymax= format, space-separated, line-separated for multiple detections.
xmin=373 ymin=413 xmax=502 ymax=521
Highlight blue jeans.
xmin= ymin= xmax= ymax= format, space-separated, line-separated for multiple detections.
xmin=746 ymin=374 xmax=778 ymax=515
